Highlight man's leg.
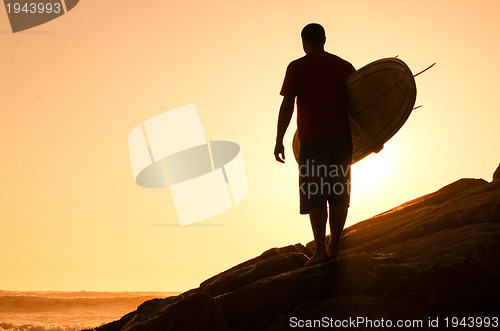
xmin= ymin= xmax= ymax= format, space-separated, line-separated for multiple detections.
xmin=304 ymin=205 xmax=328 ymax=266
xmin=327 ymin=204 xmax=348 ymax=261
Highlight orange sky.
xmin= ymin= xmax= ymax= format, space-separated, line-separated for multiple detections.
xmin=1 ymin=0 xmax=499 ymax=292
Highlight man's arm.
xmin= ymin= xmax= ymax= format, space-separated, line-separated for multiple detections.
xmin=274 ymin=93 xmax=295 ymax=163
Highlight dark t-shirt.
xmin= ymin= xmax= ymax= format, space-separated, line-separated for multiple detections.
xmin=280 ymin=51 xmax=355 ymax=143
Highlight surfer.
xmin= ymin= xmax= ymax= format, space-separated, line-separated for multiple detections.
xmin=274 ymin=23 xmax=355 ymax=266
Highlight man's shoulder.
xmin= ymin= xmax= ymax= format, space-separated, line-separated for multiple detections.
xmin=287 ymin=55 xmax=308 ymax=67
xmin=286 ymin=52 xmax=355 ymax=74
xmin=324 ymin=52 xmax=354 ymax=69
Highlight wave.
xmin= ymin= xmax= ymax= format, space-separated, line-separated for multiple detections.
xmin=0 ymin=294 xmax=166 ymax=311
xmin=0 ymin=291 xmax=181 ymax=331
xmin=0 ymin=290 xmax=179 ymax=299
xmin=0 ymin=322 xmax=91 ymax=331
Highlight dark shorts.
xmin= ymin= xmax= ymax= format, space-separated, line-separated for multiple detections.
xmin=298 ymin=136 xmax=352 ymax=214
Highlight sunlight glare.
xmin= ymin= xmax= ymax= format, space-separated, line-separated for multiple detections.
xmin=351 ymin=142 xmax=396 ymax=196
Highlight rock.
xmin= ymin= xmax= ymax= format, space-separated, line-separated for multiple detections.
xmin=85 ymin=290 xmax=229 ymax=331
xmin=269 ymin=295 xmax=428 ymax=330
xmin=121 ymin=291 xmax=229 ymax=331
xmin=200 ymin=244 xmax=310 ymax=297
xmin=494 ymin=163 xmax=500 ymax=181
xmin=93 ymin=178 xmax=500 ymax=331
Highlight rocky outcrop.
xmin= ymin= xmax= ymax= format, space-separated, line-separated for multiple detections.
xmin=493 ymin=163 xmax=500 ymax=181
xmin=93 ymin=290 xmax=230 ymax=331
xmin=89 ymin=167 xmax=500 ymax=331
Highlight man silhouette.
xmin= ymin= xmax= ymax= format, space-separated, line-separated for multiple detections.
xmin=274 ymin=23 xmax=355 ymax=266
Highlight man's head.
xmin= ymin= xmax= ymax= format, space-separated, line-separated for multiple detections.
xmin=301 ymin=23 xmax=326 ymax=54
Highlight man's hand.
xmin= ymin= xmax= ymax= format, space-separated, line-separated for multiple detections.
xmin=274 ymin=141 xmax=285 ymax=163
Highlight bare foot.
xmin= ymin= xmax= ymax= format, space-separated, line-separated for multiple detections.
xmin=326 ymin=242 xmax=339 ymax=261
xmin=304 ymin=253 xmax=328 ymax=266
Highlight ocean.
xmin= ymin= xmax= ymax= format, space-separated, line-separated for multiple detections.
xmin=0 ymin=290 xmax=180 ymax=331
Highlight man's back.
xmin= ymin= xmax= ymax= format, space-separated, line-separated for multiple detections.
xmin=280 ymin=51 xmax=355 ymax=143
